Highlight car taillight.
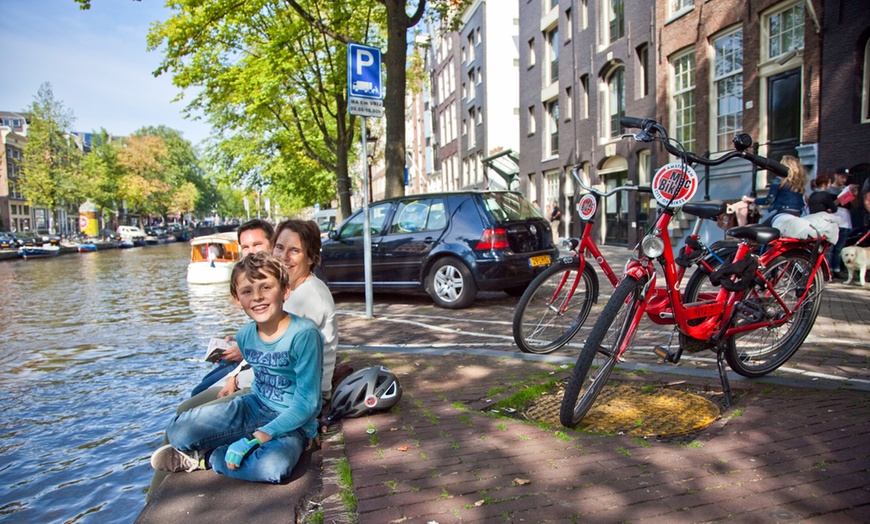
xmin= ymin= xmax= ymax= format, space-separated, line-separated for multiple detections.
xmin=475 ymin=228 xmax=509 ymax=250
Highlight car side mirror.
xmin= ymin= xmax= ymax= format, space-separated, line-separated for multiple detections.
xmin=328 ymin=229 xmax=339 ymax=241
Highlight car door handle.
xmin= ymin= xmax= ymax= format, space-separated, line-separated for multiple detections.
xmin=423 ymin=237 xmax=435 ymax=244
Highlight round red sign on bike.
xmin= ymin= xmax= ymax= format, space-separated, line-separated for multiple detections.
xmin=577 ymin=194 xmax=597 ymax=220
xmin=651 ymin=163 xmax=698 ymax=207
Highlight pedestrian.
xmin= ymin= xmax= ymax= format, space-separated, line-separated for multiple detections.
xmin=150 ymin=252 xmax=323 ymax=483
xmin=827 ymin=167 xmax=857 ymax=277
xmin=807 ymin=174 xmax=837 ymax=214
xmin=743 ymin=155 xmax=808 ymax=224
xmin=550 ymin=199 xmax=562 ymax=243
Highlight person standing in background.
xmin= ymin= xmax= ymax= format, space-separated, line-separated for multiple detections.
xmin=549 ymin=200 xmax=561 ymax=243
xmin=827 ymin=168 xmax=857 ymax=277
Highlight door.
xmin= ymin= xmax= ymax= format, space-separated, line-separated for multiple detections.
xmin=605 ymin=171 xmax=629 ymax=245
xmin=767 ymin=68 xmax=801 ymax=173
xmin=377 ymin=197 xmax=448 ymax=285
xmin=321 ymin=202 xmax=392 ymax=285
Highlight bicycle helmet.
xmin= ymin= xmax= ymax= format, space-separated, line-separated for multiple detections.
xmin=323 ymin=366 xmax=402 ymax=425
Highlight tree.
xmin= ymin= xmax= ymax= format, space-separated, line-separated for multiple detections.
xmin=148 ymin=0 xmax=379 ymax=222
xmin=20 ymin=82 xmax=83 ymax=232
xmin=284 ymin=0 xmax=425 ymax=199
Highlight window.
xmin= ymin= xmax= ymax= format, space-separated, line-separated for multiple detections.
xmin=468 ymin=71 xmax=475 ymax=99
xmin=565 ymin=86 xmax=574 ymax=121
xmin=766 ymin=2 xmax=804 ymax=61
xmin=671 ymin=51 xmax=696 ymax=153
xmin=669 ymin=0 xmax=693 ymax=18
xmin=476 ymin=107 xmax=483 ymax=125
xmin=607 ymin=0 xmax=624 ymax=44
xmin=580 ymin=74 xmax=589 ymax=119
xmin=547 ymin=100 xmax=559 ymax=157
xmin=565 ymin=9 xmax=573 ymax=42
xmin=340 ymin=203 xmax=391 ymax=238
xmin=476 ymin=67 xmax=481 ymax=85
xmin=713 ymin=29 xmax=743 ymax=150
xmin=863 ymin=38 xmax=870 ymax=123
xmin=606 ymin=65 xmax=625 ymax=138
xmin=468 ymin=108 xmax=476 ymax=148
xmin=545 ymin=171 xmax=560 ymax=205
xmin=547 ymin=28 xmax=559 ymax=84
xmin=467 ymin=33 xmax=475 ymax=62
xmin=580 ymin=0 xmax=588 ymax=30
xmin=528 ymin=106 xmax=536 ymax=135
xmin=637 ymin=44 xmax=650 ymax=98
xmin=528 ymin=38 xmax=536 ymax=67
xmin=476 ymin=28 xmax=481 ymax=45
xmin=390 ymin=199 xmax=447 ymax=234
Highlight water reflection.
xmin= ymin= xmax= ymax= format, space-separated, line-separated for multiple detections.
xmin=0 ymin=242 xmax=247 ymax=523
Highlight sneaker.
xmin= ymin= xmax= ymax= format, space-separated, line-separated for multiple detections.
xmin=150 ymin=445 xmax=204 ymax=473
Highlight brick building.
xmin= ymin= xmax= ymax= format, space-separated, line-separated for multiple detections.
xmin=518 ymin=0 xmax=657 ymax=245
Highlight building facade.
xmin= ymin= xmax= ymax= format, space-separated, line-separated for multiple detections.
xmin=0 ymin=113 xmax=31 ymax=232
xmin=519 ymin=0 xmax=657 ymax=245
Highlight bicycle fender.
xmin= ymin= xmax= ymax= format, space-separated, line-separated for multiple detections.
xmin=624 ymin=263 xmax=652 ymax=281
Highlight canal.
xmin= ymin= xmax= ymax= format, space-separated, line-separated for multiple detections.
xmin=0 ymin=242 xmax=248 ymax=523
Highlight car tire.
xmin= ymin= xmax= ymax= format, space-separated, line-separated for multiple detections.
xmin=426 ymin=257 xmax=477 ymax=309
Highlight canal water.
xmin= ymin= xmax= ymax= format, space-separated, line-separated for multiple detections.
xmin=0 ymin=242 xmax=248 ymax=523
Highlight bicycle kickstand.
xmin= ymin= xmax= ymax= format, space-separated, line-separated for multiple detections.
xmin=715 ymin=345 xmax=733 ymax=408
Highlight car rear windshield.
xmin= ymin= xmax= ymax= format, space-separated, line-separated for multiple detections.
xmin=481 ymin=193 xmax=543 ymax=224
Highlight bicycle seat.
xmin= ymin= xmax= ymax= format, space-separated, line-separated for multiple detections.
xmin=725 ymin=225 xmax=781 ymax=244
xmin=682 ymin=201 xmax=727 ymax=220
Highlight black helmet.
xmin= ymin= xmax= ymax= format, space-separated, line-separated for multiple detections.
xmin=324 ymin=366 xmax=402 ymax=425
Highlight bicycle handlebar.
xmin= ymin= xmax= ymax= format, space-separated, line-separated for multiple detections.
xmin=570 ymin=167 xmax=651 ymax=197
xmin=619 ymin=116 xmax=789 ymax=177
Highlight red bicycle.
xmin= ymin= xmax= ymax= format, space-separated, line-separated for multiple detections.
xmin=560 ymin=117 xmax=831 ymax=427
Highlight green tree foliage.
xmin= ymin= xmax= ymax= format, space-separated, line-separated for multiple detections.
xmin=148 ymin=0 xmax=382 ymax=222
xmin=20 ymin=83 xmax=83 ymax=231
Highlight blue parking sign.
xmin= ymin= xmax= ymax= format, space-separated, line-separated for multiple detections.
xmin=348 ymin=43 xmax=382 ymax=100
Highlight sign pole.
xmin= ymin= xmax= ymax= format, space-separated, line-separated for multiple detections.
xmin=361 ymin=116 xmax=373 ymax=319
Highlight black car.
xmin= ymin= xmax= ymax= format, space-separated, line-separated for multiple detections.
xmin=320 ymin=191 xmax=558 ymax=309
xmin=36 ymin=229 xmax=61 ymax=246
xmin=0 ymin=231 xmax=22 ymax=249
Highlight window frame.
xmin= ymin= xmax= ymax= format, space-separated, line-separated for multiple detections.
xmin=711 ymin=27 xmax=744 ymax=151
xmin=762 ymin=0 xmax=805 ymax=63
xmin=605 ymin=64 xmax=626 ymax=139
xmin=670 ymin=49 xmax=696 ymax=154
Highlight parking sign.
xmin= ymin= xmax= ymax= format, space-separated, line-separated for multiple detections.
xmin=348 ymin=43 xmax=382 ymax=100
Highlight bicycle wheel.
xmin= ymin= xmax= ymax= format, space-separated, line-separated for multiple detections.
xmin=725 ymin=250 xmax=824 ymax=378
xmin=560 ymin=275 xmax=647 ymax=427
xmin=512 ymin=262 xmax=599 ymax=354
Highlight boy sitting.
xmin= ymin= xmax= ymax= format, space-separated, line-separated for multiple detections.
xmin=150 ymin=252 xmax=322 ymax=483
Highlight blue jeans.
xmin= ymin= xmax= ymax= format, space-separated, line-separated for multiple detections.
xmin=166 ymin=393 xmax=307 ymax=483
xmin=827 ymin=227 xmax=850 ymax=272
xmin=191 ymin=360 xmax=237 ymax=397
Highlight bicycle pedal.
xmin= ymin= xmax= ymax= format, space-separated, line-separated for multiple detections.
xmin=654 ymin=345 xmax=682 ymax=364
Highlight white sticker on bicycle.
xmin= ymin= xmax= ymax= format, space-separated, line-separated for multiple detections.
xmin=651 ymin=163 xmax=698 ymax=207
xmin=577 ymin=194 xmax=597 ymax=220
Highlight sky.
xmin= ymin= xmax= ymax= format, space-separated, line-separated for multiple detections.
xmin=1 ymin=0 xmax=212 ymax=146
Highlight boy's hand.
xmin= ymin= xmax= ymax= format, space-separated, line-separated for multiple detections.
xmin=225 ymin=437 xmax=260 ymax=469
xmin=218 ymin=375 xmax=239 ymax=398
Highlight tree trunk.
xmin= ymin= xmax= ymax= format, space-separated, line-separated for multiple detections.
xmin=335 ymin=93 xmax=354 ymax=222
xmin=383 ymin=0 xmax=410 ymax=199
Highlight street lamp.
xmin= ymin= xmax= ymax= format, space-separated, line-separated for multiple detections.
xmin=365 ymin=129 xmax=379 ymax=203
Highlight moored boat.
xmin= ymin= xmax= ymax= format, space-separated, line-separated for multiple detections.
xmin=186 ymin=232 xmax=241 ymax=285
xmin=77 ymin=243 xmax=98 ymax=252
xmin=19 ymin=245 xmax=61 ymax=259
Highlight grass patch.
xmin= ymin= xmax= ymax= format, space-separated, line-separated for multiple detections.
xmin=495 ymin=378 xmax=560 ymax=411
xmin=458 ymin=414 xmax=474 ymax=426
xmin=554 ymin=431 xmax=572 ymax=441
xmin=616 ymin=446 xmax=631 ymax=457
xmin=631 ymin=437 xmax=651 ymax=447
xmin=487 ymin=386 xmax=507 ymax=398
xmin=729 ymin=407 xmax=745 ymax=419
xmin=451 ymin=401 xmax=467 ymax=410
xmin=336 ymin=456 xmax=357 ymax=516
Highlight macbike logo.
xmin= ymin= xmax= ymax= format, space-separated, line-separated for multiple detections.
xmin=651 ymin=163 xmax=698 ymax=207
xmin=364 ymin=394 xmax=379 ymax=408
xmin=577 ymin=194 xmax=597 ymax=220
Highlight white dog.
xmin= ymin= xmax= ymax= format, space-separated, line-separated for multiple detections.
xmin=840 ymin=245 xmax=869 ymax=287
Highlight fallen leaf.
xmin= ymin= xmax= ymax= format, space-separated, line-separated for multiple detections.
xmin=397 ymin=445 xmax=409 ymax=452
xmin=474 ymin=500 xmax=485 ymax=507
xmin=390 ymin=427 xmax=398 ymax=431
xmin=512 ymin=478 xmax=531 ymax=486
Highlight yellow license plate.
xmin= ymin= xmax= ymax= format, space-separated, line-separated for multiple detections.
xmin=529 ymin=255 xmax=551 ymax=267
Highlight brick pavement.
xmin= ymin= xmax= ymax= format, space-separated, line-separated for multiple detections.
xmin=320 ymin=350 xmax=870 ymax=523
xmin=318 ymin=244 xmax=870 ymax=523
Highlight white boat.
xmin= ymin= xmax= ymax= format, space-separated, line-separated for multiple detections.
xmin=186 ymin=232 xmax=241 ymax=285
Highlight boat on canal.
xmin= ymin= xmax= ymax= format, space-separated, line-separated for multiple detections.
xmin=186 ymin=232 xmax=241 ymax=284
xmin=77 ymin=243 xmax=99 ymax=253
xmin=19 ymin=245 xmax=61 ymax=259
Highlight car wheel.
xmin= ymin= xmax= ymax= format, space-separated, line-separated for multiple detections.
xmin=426 ymin=257 xmax=477 ymax=309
